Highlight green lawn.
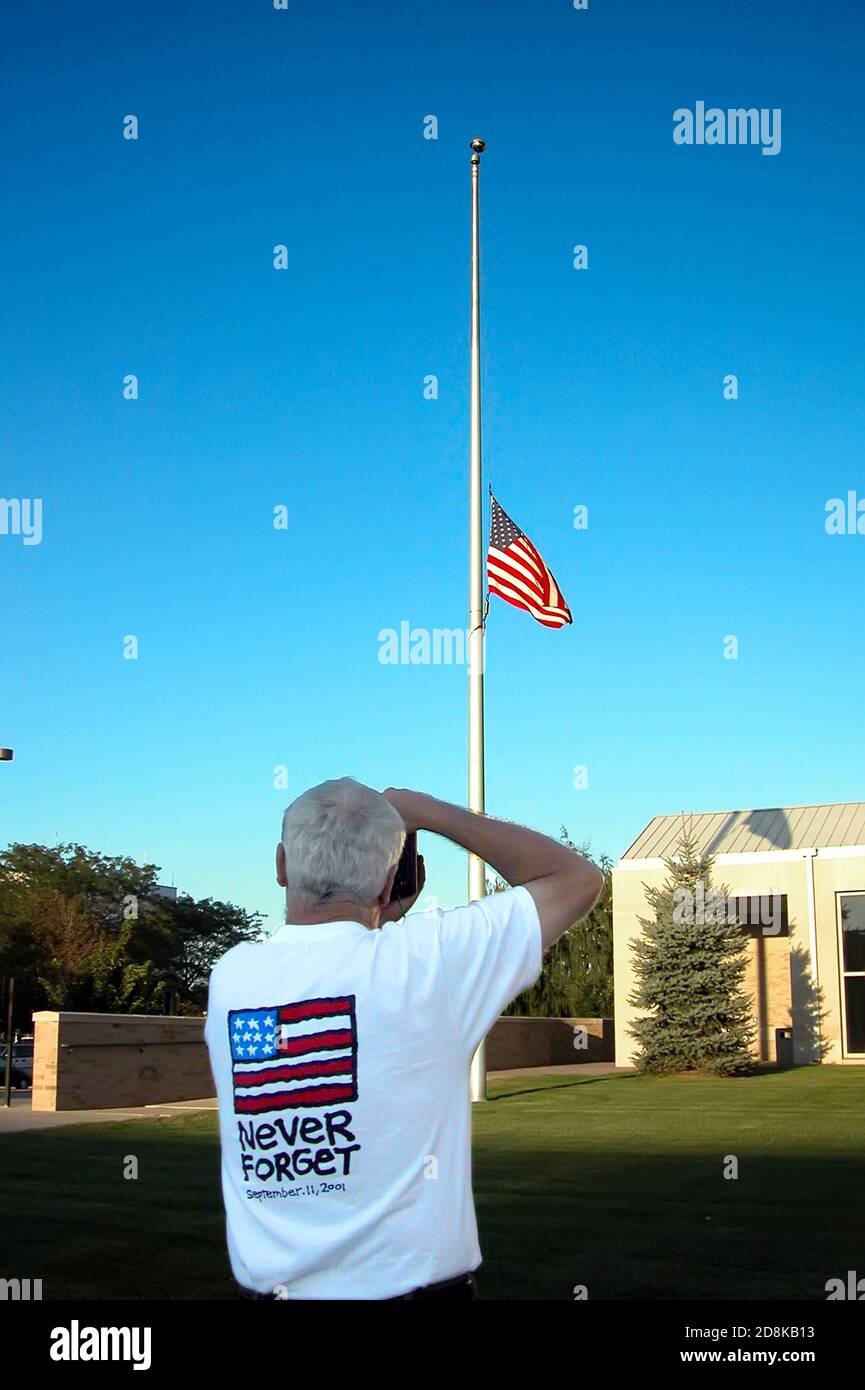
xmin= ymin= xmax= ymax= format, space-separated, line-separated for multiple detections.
xmin=3 ymin=1067 xmax=863 ymax=1300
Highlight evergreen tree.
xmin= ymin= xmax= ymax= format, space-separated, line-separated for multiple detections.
xmin=628 ymin=830 xmax=755 ymax=1075
xmin=495 ymin=830 xmax=613 ymax=1018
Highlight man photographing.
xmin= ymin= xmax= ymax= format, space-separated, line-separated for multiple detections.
xmin=205 ymin=778 xmax=604 ymax=1301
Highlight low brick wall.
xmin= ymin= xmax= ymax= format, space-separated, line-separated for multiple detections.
xmin=31 ymin=1010 xmax=614 ymax=1110
xmin=32 ymin=1011 xmax=211 ymax=1112
xmin=486 ymin=1016 xmax=613 ymax=1070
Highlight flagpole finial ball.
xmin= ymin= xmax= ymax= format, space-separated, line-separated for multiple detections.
xmin=470 ymin=138 xmax=486 ymax=154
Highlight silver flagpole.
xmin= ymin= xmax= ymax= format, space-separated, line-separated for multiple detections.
xmin=468 ymin=137 xmax=487 ymax=1103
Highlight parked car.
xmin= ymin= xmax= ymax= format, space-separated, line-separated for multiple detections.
xmin=0 ymin=1043 xmax=33 ymax=1089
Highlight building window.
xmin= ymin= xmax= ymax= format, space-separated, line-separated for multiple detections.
xmin=838 ymin=893 xmax=865 ymax=1057
xmin=729 ymin=893 xmax=789 ymax=937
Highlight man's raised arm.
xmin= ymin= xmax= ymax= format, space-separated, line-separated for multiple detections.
xmin=383 ymin=789 xmax=605 ymax=950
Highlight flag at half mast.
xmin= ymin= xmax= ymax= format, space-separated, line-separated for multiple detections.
xmin=487 ymin=493 xmax=573 ymax=629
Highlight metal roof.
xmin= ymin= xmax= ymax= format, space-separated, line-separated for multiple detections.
xmin=620 ymin=802 xmax=865 ymax=860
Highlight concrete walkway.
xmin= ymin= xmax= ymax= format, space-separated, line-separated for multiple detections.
xmin=0 ymin=1093 xmax=217 ymax=1134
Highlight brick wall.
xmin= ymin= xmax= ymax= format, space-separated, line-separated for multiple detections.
xmin=31 ymin=1010 xmax=615 ymax=1111
xmin=486 ymin=1016 xmax=614 ymax=1070
xmin=32 ymin=1012 xmax=212 ymax=1112
xmin=742 ymin=934 xmax=793 ymax=1063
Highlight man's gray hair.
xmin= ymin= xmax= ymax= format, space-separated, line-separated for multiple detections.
xmin=281 ymin=778 xmax=406 ymax=909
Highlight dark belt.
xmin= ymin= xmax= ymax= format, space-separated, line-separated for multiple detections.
xmin=389 ymin=1271 xmax=479 ymax=1301
xmin=239 ymin=1271 xmax=479 ymax=1301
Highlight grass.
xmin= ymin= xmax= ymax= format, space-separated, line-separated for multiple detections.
xmin=2 ymin=1067 xmax=863 ymax=1300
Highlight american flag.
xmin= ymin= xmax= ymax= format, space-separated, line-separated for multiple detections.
xmin=228 ymin=996 xmax=358 ymax=1114
xmin=487 ymin=494 xmax=572 ymax=629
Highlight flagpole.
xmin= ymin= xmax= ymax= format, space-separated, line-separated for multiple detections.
xmin=468 ymin=137 xmax=487 ymax=1103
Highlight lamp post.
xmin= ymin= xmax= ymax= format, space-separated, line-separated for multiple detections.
xmin=2 ymin=979 xmax=14 ymax=1108
xmin=1 ymin=747 xmax=13 ymax=1106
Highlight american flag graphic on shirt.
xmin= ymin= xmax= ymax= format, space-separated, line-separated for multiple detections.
xmin=229 ymin=996 xmax=358 ymax=1114
xmin=487 ymin=493 xmax=573 ymax=629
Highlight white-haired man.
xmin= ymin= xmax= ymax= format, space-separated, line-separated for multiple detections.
xmin=205 ymin=778 xmax=604 ymax=1301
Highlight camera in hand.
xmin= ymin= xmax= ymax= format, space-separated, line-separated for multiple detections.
xmin=390 ymin=832 xmax=418 ymax=902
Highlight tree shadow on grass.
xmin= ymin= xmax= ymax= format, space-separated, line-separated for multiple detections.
xmin=491 ymin=1073 xmax=640 ymax=1101
xmin=473 ymin=1145 xmax=865 ymax=1300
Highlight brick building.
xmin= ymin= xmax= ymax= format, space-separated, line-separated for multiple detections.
xmin=613 ymin=802 xmax=865 ymax=1067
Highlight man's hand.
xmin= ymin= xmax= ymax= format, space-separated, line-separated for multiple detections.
xmin=382 ymin=788 xmax=433 ymax=834
xmin=379 ymin=854 xmax=427 ymax=923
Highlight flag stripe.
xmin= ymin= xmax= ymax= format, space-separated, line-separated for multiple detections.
xmin=277 ymin=1027 xmax=353 ymax=1057
xmin=279 ymin=1012 xmax=351 ymax=1040
xmin=234 ymin=1046 xmax=353 ymax=1075
xmin=234 ymin=1056 xmax=353 ymax=1088
xmin=235 ymin=1073 xmax=354 ymax=1098
xmin=279 ymin=998 xmax=350 ymax=1023
xmin=235 ymin=1083 xmax=355 ymax=1114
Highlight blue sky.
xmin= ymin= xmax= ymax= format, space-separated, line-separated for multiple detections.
xmin=2 ymin=0 xmax=864 ymax=930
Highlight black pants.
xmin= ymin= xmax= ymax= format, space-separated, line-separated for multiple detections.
xmin=239 ymin=1272 xmax=479 ymax=1301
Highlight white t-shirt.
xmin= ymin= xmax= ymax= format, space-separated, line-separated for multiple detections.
xmin=204 ymin=886 xmax=542 ymax=1299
